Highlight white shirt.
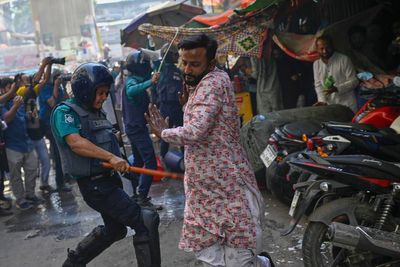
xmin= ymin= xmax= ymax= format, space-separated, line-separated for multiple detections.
xmin=313 ymin=52 xmax=359 ymax=112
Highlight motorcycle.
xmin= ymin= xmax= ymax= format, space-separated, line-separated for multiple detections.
xmin=263 ymin=85 xmax=400 ymax=204
xmin=282 ymin=153 xmax=400 ymax=267
xmin=263 ymin=121 xmax=323 ymax=204
xmin=266 ymin=120 xmax=400 ymax=205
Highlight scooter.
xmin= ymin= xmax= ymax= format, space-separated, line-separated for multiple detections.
xmin=282 ymin=153 xmax=400 ymax=267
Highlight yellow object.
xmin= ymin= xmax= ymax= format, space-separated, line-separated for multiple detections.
xmin=302 ymin=134 xmax=308 ymax=142
xmin=16 ymin=84 xmax=40 ymax=97
xmin=235 ymin=91 xmax=253 ymax=124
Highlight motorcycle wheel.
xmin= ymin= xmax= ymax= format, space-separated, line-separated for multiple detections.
xmin=266 ymin=161 xmax=295 ymax=206
xmin=302 ymin=197 xmax=395 ymax=267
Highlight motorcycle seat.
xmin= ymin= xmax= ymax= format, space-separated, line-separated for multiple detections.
xmin=327 ymin=155 xmax=400 ymax=178
xmin=282 ymin=121 xmax=322 ymax=139
xmin=324 ymin=121 xmax=378 ymax=132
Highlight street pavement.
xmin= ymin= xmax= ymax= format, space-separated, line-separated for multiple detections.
xmin=0 ymin=177 xmax=304 ymax=266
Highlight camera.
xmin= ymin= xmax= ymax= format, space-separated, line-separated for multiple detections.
xmin=13 ymin=73 xmax=22 ymax=83
xmin=60 ymin=74 xmax=72 ymax=82
xmin=50 ymin=57 xmax=66 ymax=65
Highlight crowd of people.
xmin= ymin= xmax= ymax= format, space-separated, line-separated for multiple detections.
xmin=0 ymin=57 xmax=72 ymax=215
xmin=0 ymin=19 xmax=399 ymax=265
xmin=47 ymin=33 xmax=271 ymax=266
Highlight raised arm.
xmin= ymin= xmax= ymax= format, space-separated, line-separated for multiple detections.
xmin=2 ymin=96 xmax=24 ymax=123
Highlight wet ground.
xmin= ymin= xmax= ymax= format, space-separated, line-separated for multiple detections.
xmin=0 ymin=177 xmax=305 ymax=267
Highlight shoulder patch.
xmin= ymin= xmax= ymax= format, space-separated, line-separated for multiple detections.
xmin=64 ymin=114 xmax=74 ymax=124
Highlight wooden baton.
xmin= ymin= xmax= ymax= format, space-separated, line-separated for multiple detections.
xmin=101 ymin=162 xmax=184 ymax=180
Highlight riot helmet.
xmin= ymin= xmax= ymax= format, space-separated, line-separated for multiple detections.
xmin=125 ymin=51 xmax=152 ymax=77
xmin=71 ymin=63 xmax=113 ymax=108
xmin=160 ymin=43 xmax=178 ymax=64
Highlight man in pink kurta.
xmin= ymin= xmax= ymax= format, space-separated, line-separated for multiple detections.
xmin=146 ymin=34 xmax=266 ymax=266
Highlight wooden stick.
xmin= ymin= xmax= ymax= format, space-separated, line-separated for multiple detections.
xmin=101 ymin=162 xmax=184 ymax=180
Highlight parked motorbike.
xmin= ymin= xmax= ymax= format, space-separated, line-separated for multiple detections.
xmin=283 ymin=153 xmax=400 ymax=267
xmin=353 ymin=84 xmax=400 ymax=128
xmin=262 ymin=121 xmax=323 ymax=203
xmin=266 ymin=120 xmax=400 ymax=204
xmin=263 ymin=85 xmax=400 ymax=204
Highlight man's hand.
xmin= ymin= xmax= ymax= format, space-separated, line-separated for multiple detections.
xmin=13 ymin=96 xmax=24 ymax=108
xmin=41 ymin=56 xmax=53 ymax=66
xmin=144 ymin=103 xmax=169 ymax=138
xmin=55 ymin=76 xmax=62 ymax=84
xmin=10 ymin=81 xmax=19 ymax=93
xmin=324 ymin=86 xmax=338 ymax=96
xmin=109 ymin=155 xmax=130 ymax=173
xmin=151 ymin=72 xmax=160 ymax=85
xmin=178 ymin=83 xmax=189 ymax=106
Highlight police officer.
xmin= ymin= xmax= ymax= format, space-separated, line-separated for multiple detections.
xmin=152 ymin=44 xmax=184 ymax=159
xmin=51 ymin=63 xmax=161 ymax=267
xmin=122 ymin=51 xmax=160 ymax=208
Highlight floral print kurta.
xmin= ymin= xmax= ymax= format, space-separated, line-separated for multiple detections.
xmin=161 ymin=67 xmax=264 ymax=252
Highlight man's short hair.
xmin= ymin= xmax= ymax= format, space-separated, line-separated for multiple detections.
xmin=178 ymin=34 xmax=218 ymax=62
xmin=316 ymin=34 xmax=334 ymax=47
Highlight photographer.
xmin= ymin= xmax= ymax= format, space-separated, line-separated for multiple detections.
xmin=0 ymin=78 xmax=14 ymax=216
xmin=38 ymin=68 xmax=71 ymax=192
xmin=1 ymin=78 xmax=39 ymax=210
xmin=0 ymin=77 xmax=18 ymax=104
xmin=15 ymin=57 xmax=55 ymax=197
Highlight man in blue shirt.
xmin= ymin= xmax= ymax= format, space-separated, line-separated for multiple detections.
xmin=122 ymin=50 xmax=161 ymax=209
xmin=1 ymin=81 xmax=39 ymax=210
xmin=38 ymin=71 xmax=71 ymax=192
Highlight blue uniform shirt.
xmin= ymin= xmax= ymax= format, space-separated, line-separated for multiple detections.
xmin=1 ymin=100 xmax=33 ymax=153
xmin=123 ymin=75 xmax=151 ymax=136
xmin=51 ymin=98 xmax=81 ymax=146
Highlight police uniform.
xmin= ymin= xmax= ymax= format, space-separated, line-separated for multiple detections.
xmin=153 ymin=63 xmax=183 ymax=158
xmin=123 ymin=51 xmax=157 ymax=204
xmin=51 ymin=63 xmax=160 ymax=267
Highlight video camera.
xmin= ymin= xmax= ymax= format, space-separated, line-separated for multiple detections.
xmin=50 ymin=57 xmax=66 ymax=65
xmin=60 ymin=74 xmax=72 ymax=82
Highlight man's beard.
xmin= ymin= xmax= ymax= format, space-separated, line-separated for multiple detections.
xmin=183 ymin=69 xmax=208 ymax=86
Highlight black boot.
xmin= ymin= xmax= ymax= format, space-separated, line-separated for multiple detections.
xmin=62 ymin=226 xmax=114 ymax=267
xmin=133 ymin=208 xmax=161 ymax=267
xmin=62 ymin=249 xmax=86 ymax=267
